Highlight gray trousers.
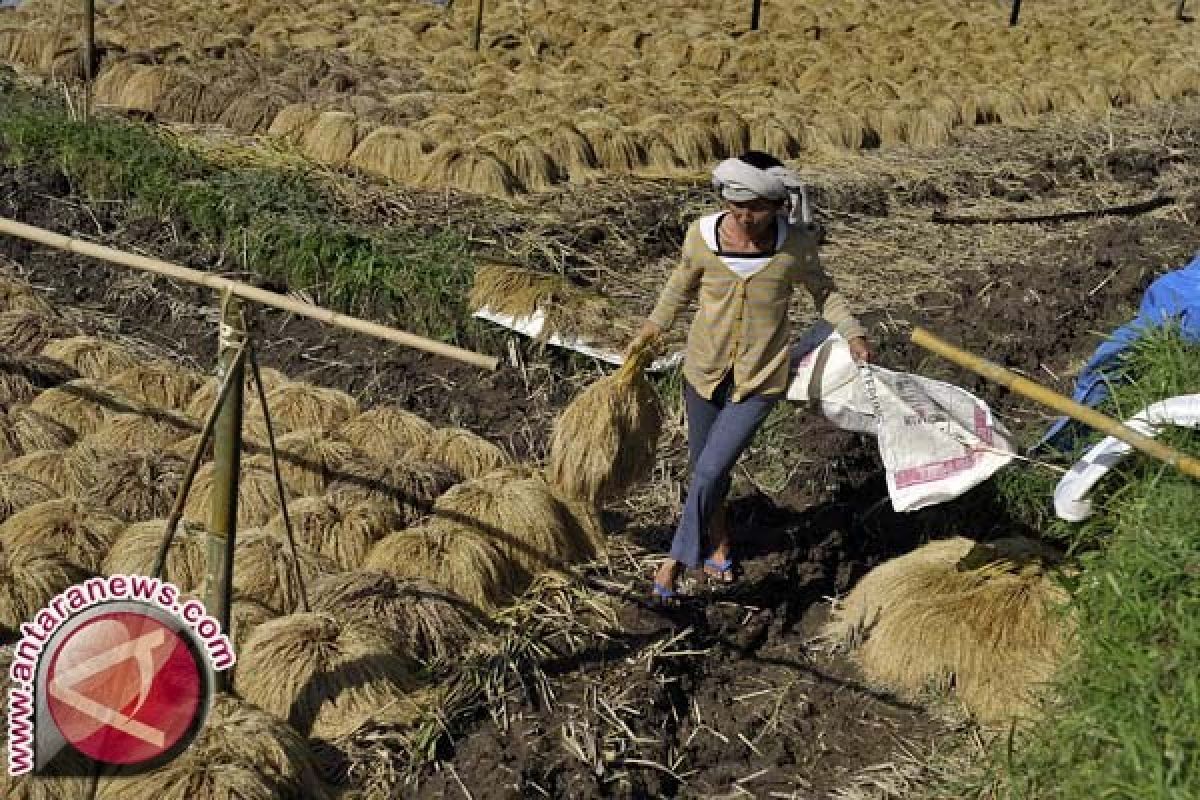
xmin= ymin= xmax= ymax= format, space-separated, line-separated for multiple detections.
xmin=668 ymin=375 xmax=778 ymax=568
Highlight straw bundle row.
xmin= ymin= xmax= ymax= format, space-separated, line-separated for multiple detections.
xmin=226 ymin=528 xmax=338 ymax=615
xmin=103 ymin=519 xmax=208 ymax=593
xmin=183 ymin=461 xmax=294 ymax=530
xmin=0 ymin=497 xmax=126 ymax=573
xmin=186 ymin=365 xmax=288 ymax=421
xmin=0 ymin=309 xmax=79 ymax=359
xmin=82 ymin=449 xmax=188 ymax=521
xmin=0 ymin=538 xmax=86 ymax=639
xmin=244 ymin=382 xmax=359 ymax=440
xmin=6 ymin=405 xmax=76 ymax=453
xmin=325 ymin=457 xmax=457 ymax=525
xmin=29 ymin=377 xmax=143 ymax=435
xmin=0 ymin=442 xmax=110 ymax=498
xmin=103 ymin=363 xmax=206 ymax=411
xmin=413 ymin=427 xmax=512 ymax=481
xmin=265 ymin=494 xmax=397 ymax=571
xmin=41 ymin=335 xmax=145 ymax=380
xmin=334 ymin=405 xmax=434 ymax=464
xmin=82 ymin=409 xmax=196 ymax=453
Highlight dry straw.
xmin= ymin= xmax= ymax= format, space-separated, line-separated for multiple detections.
xmin=104 ymin=363 xmax=206 ymax=411
xmin=6 ymin=406 xmax=76 ymax=453
xmin=348 ymin=125 xmax=434 ymax=183
xmin=326 ymin=457 xmax=458 ymax=525
xmin=414 ymin=427 xmax=512 ymax=481
xmin=97 ymin=693 xmax=328 ymax=800
xmin=103 ymin=519 xmax=208 ymax=593
xmin=0 ymin=497 xmax=125 ymax=573
xmin=311 ymin=570 xmax=485 ymax=664
xmin=546 ymin=343 xmax=663 ymax=506
xmin=365 ymin=520 xmax=514 ymax=613
xmin=82 ymin=449 xmax=188 ymax=521
xmin=219 ymin=91 xmax=289 ymax=134
xmin=335 ymin=405 xmax=434 ymax=464
xmin=183 ymin=461 xmax=294 ymax=530
xmin=227 ymin=528 xmax=338 ymax=615
xmin=264 ymin=494 xmax=397 ymax=571
xmin=301 ymin=110 xmax=360 ymax=167
xmin=0 ymin=309 xmax=78 ymax=358
xmin=0 ymin=442 xmax=109 ymax=498
xmin=244 ymin=382 xmax=359 ymax=440
xmin=267 ymin=102 xmax=321 ymax=140
xmin=824 ymin=537 xmax=1071 ymax=724
xmin=0 ymin=539 xmax=85 ymax=638
xmin=82 ymin=409 xmax=196 ymax=453
xmin=29 ymin=377 xmax=142 ymax=435
xmin=0 ymin=369 xmax=36 ymax=409
xmin=234 ymin=611 xmax=427 ymax=739
xmin=0 ymin=274 xmax=53 ymax=315
xmin=0 ymin=472 xmax=58 ymax=524
xmin=40 ymin=335 xmax=143 ymax=380
xmin=186 ymin=366 xmax=287 ymax=421
xmin=419 ymin=143 xmax=521 ymax=198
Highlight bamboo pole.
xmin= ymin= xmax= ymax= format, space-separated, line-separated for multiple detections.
xmin=910 ymin=327 xmax=1200 ymax=480
xmin=471 ymin=0 xmax=485 ymax=50
xmin=1009 ymin=0 xmax=1022 ymax=26
xmin=0 ymin=216 xmax=500 ymax=371
xmin=750 ymin=0 xmax=762 ymax=31
xmin=1178 ymin=0 xmax=1189 ymax=20
xmin=82 ymin=0 xmax=94 ymax=82
xmin=206 ymin=294 xmax=245 ymax=692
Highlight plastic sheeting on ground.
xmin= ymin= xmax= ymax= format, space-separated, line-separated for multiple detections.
xmin=1053 ymin=394 xmax=1200 ymax=521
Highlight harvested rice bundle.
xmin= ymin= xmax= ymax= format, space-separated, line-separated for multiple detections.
xmin=747 ymin=112 xmax=801 ymax=159
xmin=0 ymin=414 xmax=20 ymax=465
xmin=267 ymin=102 xmax=320 ymax=140
xmin=82 ymin=409 xmax=196 ymax=453
xmin=0 ymin=538 xmax=85 ymax=638
xmin=103 ymin=519 xmax=207 ymax=592
xmin=546 ymin=344 xmax=663 ymax=506
xmin=577 ymin=122 xmax=644 ymax=173
xmin=0 ymin=497 xmax=125 ymax=573
xmin=0 ymin=472 xmax=57 ymax=523
xmin=415 ymin=427 xmax=512 ymax=481
xmin=82 ymin=449 xmax=188 ymax=521
xmin=906 ymin=107 xmax=954 ymax=149
xmin=418 ymin=143 xmax=520 ymax=198
xmin=244 ymin=382 xmax=359 ymax=440
xmin=365 ymin=521 xmax=514 ymax=612
xmin=228 ymin=529 xmax=338 ymax=615
xmin=348 ymin=125 xmax=432 ymax=183
xmin=326 ymin=457 xmax=458 ymax=525
xmin=824 ymin=537 xmax=1070 ymax=723
xmin=264 ymin=494 xmax=397 ymax=571
xmin=475 ymin=131 xmax=559 ymax=192
xmin=219 ymin=91 xmax=289 ymax=134
xmin=29 ymin=377 xmax=142 ymax=435
xmin=230 ymin=599 xmax=277 ymax=655
xmin=432 ymin=471 xmax=581 ymax=576
xmin=185 ymin=365 xmax=288 ymax=421
xmin=91 ymin=60 xmax=139 ymax=107
xmin=526 ymin=122 xmax=598 ymax=181
xmin=104 ymin=363 xmax=205 ymax=411
xmin=311 ymin=570 xmax=485 ymax=663
xmin=250 ymin=428 xmax=364 ymax=496
xmin=40 ymin=335 xmax=143 ymax=379
xmin=0 ymin=274 xmax=52 ymax=314
xmin=3 ymin=354 xmax=78 ymax=390
xmin=6 ymin=406 xmax=75 ymax=452
xmin=119 ymin=64 xmax=170 ymax=113
xmin=301 ymin=111 xmax=360 ymax=166
xmin=0 ymin=309 xmax=78 ymax=358
xmin=96 ymin=693 xmax=328 ymax=800
xmin=234 ymin=611 xmax=427 ymax=738
xmin=0 ymin=442 xmax=110 ymax=498
xmin=334 ymin=406 xmax=434 ymax=464
xmin=183 ymin=461 xmax=294 ymax=530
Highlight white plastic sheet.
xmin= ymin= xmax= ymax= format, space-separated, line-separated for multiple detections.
xmin=1053 ymin=394 xmax=1200 ymax=522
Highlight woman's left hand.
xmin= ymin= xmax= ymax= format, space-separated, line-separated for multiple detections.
xmin=849 ymin=336 xmax=872 ymax=364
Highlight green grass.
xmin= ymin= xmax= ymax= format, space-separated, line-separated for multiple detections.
xmin=977 ymin=327 xmax=1200 ymax=800
xmin=0 ymin=75 xmax=481 ymax=346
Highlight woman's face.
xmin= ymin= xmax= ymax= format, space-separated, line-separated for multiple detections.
xmin=725 ymin=197 xmax=782 ymax=238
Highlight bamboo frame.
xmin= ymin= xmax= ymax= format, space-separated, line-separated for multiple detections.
xmin=0 ymin=216 xmax=500 ymax=371
xmin=910 ymin=327 xmax=1200 ymax=480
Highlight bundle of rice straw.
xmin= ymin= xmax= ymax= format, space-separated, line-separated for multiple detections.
xmin=365 ymin=520 xmax=514 ymax=612
xmin=334 ymin=406 xmax=434 ymax=464
xmin=7 ymin=406 xmax=77 ymax=453
xmin=822 ymin=536 xmax=1072 ymax=724
xmin=103 ymin=519 xmax=208 ymax=593
xmin=81 ymin=449 xmax=187 ymax=521
xmin=0 ymin=497 xmax=125 ymax=573
xmin=0 ymin=414 xmax=20 ymax=466
xmin=0 ymin=472 xmax=58 ymax=524
xmin=1 ymin=355 xmax=79 ymax=390
xmin=226 ymin=529 xmax=338 ymax=615
xmin=264 ymin=494 xmax=397 ymax=571
xmin=546 ymin=343 xmax=663 ymax=505
xmin=234 ymin=612 xmax=428 ymax=739
xmin=0 ymin=539 xmax=86 ymax=638
xmin=301 ymin=111 xmax=360 ymax=166
xmin=186 ymin=366 xmax=288 ymax=420
xmin=326 ymin=458 xmax=458 ymax=525
xmin=183 ymin=461 xmax=293 ymax=530
xmin=245 ymin=429 xmax=361 ymax=497
xmin=418 ymin=143 xmax=520 ymax=198
xmin=96 ymin=693 xmax=329 ymax=800
xmin=82 ymin=409 xmax=196 ymax=453
xmin=40 ymin=335 xmax=143 ymax=379
xmin=0 ymin=368 xmax=37 ymax=409
xmin=413 ymin=427 xmax=512 ymax=481
xmin=311 ymin=570 xmax=485 ymax=664
xmin=0 ymin=441 xmax=110 ymax=498
xmin=244 ymin=382 xmax=359 ymax=440
xmin=29 ymin=377 xmax=142 ymax=435
xmin=0 ymin=309 xmax=78 ymax=358
xmin=0 ymin=273 xmax=53 ymax=314
xmin=104 ymin=363 xmax=206 ymax=411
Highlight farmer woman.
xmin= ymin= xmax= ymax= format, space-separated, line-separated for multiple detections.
xmin=628 ymin=150 xmax=871 ymax=603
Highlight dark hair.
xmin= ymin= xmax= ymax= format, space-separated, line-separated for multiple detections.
xmin=737 ymin=150 xmax=785 ymax=170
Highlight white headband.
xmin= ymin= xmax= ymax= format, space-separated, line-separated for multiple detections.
xmin=712 ymin=157 xmax=812 ymax=225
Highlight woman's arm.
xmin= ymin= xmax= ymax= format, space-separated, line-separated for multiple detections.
xmin=627 ymin=231 xmax=704 ymax=354
xmin=795 ymin=239 xmax=871 ymax=362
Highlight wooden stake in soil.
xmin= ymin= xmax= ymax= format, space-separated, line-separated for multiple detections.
xmin=910 ymin=327 xmax=1200 ymax=480
xmin=750 ymin=0 xmax=762 ymax=31
xmin=1178 ymin=0 xmax=1190 ymax=21
xmin=471 ymin=0 xmax=485 ymax=50
xmin=1009 ymin=0 xmax=1022 ymax=26
xmin=207 ymin=294 xmax=246 ymax=691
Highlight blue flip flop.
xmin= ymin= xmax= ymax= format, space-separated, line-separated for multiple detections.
xmin=703 ymin=556 xmax=736 ymax=583
xmin=651 ymin=581 xmax=680 ymax=606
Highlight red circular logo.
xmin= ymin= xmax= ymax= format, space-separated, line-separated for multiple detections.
xmin=45 ymin=610 xmax=204 ymax=766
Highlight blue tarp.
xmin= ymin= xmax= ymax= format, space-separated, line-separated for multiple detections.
xmin=1039 ymin=251 xmax=1200 ymax=451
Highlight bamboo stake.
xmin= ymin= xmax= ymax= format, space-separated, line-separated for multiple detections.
xmin=206 ymin=293 xmax=245 ymax=692
xmin=1009 ymin=0 xmax=1022 ymax=26
xmin=82 ymin=0 xmax=95 ymax=82
xmin=0 ymin=216 xmax=500 ymax=371
xmin=910 ymin=327 xmax=1200 ymax=480
xmin=471 ymin=0 xmax=485 ymax=50
xmin=750 ymin=0 xmax=762 ymax=31
xmin=1178 ymin=0 xmax=1189 ymax=20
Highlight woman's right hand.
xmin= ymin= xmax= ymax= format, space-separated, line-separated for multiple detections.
xmin=626 ymin=320 xmax=662 ymax=358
